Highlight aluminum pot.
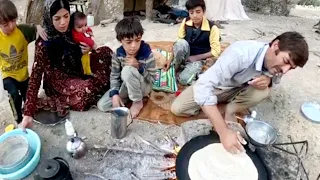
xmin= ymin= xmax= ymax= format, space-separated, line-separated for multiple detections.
xmin=243 ymin=111 xmax=277 ymax=147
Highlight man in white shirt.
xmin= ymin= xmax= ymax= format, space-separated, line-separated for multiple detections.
xmin=171 ymin=31 xmax=309 ymax=154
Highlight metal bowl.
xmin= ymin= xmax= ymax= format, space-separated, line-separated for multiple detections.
xmin=300 ymin=101 xmax=320 ymax=124
xmin=246 ymin=120 xmax=277 ymax=146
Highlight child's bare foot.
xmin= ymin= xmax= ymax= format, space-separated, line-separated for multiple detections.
xmin=130 ymin=100 xmax=143 ymax=118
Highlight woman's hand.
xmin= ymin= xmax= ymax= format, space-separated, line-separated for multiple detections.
xmin=80 ymin=42 xmax=91 ymax=54
xmin=36 ymin=25 xmax=48 ymax=41
xmin=19 ymin=116 xmax=33 ymax=132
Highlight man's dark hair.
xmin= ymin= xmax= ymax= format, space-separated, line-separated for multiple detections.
xmin=70 ymin=11 xmax=86 ymax=28
xmin=270 ymin=31 xmax=309 ymax=67
xmin=185 ymin=0 xmax=206 ymax=11
xmin=115 ymin=17 xmax=144 ymax=41
xmin=0 ymin=0 xmax=18 ymax=24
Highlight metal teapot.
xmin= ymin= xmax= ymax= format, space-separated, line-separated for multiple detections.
xmin=66 ymin=134 xmax=87 ymax=159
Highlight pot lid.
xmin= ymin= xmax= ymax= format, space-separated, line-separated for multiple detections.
xmin=37 ymin=159 xmax=60 ymax=178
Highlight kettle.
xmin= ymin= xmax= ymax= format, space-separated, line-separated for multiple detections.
xmin=66 ymin=134 xmax=87 ymax=159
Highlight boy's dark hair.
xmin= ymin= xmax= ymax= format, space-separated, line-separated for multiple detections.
xmin=70 ymin=11 xmax=86 ymax=28
xmin=115 ymin=17 xmax=144 ymax=41
xmin=185 ymin=0 xmax=206 ymax=11
xmin=0 ymin=0 xmax=18 ymax=24
xmin=270 ymin=31 xmax=309 ymax=68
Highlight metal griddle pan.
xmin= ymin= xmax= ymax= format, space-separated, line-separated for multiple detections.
xmin=175 ymin=130 xmax=270 ymax=180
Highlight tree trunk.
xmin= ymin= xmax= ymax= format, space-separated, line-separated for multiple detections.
xmin=146 ymin=0 xmax=153 ymax=20
xmin=23 ymin=0 xmax=45 ymax=25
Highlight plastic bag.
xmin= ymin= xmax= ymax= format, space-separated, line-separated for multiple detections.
xmin=152 ymin=65 xmax=178 ymax=93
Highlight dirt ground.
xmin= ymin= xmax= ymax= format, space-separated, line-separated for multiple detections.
xmin=1 ymin=2 xmax=320 ymax=179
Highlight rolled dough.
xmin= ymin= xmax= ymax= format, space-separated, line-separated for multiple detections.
xmin=188 ymin=143 xmax=258 ymax=180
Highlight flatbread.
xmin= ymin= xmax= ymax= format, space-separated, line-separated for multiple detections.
xmin=188 ymin=143 xmax=258 ymax=180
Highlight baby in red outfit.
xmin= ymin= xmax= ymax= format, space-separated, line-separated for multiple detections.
xmin=71 ymin=11 xmax=95 ymax=48
xmin=71 ymin=11 xmax=96 ymax=75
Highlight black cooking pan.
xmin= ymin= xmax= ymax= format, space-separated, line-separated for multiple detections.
xmin=175 ymin=130 xmax=270 ymax=180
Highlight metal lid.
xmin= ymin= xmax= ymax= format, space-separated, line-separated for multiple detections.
xmin=301 ymin=102 xmax=320 ymax=124
xmin=70 ymin=137 xmax=82 ymax=149
xmin=37 ymin=159 xmax=60 ymax=178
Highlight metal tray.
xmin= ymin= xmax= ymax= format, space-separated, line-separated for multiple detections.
xmin=301 ymin=102 xmax=320 ymax=124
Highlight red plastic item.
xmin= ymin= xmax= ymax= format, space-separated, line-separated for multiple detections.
xmin=175 ymin=90 xmax=181 ymax=97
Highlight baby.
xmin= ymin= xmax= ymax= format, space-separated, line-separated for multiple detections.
xmin=71 ymin=11 xmax=96 ymax=75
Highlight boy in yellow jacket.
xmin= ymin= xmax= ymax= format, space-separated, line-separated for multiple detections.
xmin=0 ymin=0 xmax=46 ymax=123
xmin=173 ymin=0 xmax=221 ymax=85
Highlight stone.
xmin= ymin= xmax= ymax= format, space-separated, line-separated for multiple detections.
xmin=92 ymin=0 xmax=124 ymax=25
xmin=100 ymin=19 xmax=114 ymax=27
xmin=243 ymin=0 xmax=299 ymax=16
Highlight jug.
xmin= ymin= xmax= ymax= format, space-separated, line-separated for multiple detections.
xmin=108 ymin=107 xmax=133 ymax=139
xmin=87 ymin=14 xmax=95 ymax=27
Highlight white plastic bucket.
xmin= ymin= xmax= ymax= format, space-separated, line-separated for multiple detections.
xmin=87 ymin=14 xmax=95 ymax=27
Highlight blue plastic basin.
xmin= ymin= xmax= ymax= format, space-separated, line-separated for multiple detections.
xmin=0 ymin=129 xmax=41 ymax=180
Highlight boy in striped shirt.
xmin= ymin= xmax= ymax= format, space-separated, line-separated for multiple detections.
xmin=97 ymin=17 xmax=157 ymax=118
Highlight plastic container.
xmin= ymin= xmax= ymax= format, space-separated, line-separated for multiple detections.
xmin=65 ymin=119 xmax=75 ymax=136
xmin=87 ymin=14 xmax=94 ymax=27
xmin=0 ymin=129 xmax=41 ymax=180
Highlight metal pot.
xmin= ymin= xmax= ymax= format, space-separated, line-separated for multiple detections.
xmin=107 ymin=107 xmax=133 ymax=139
xmin=34 ymin=157 xmax=73 ymax=180
xmin=66 ymin=136 xmax=87 ymax=159
xmin=243 ymin=111 xmax=277 ymax=147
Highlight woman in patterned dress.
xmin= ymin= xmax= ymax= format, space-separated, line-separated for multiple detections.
xmin=20 ymin=0 xmax=112 ymax=129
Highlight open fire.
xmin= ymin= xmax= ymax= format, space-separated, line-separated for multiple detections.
xmin=136 ymin=131 xmax=181 ymax=180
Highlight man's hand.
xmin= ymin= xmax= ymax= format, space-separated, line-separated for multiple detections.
xmin=248 ymin=75 xmax=271 ymax=90
xmin=36 ymin=25 xmax=48 ymax=41
xmin=112 ymin=95 xmax=124 ymax=108
xmin=125 ymin=57 xmax=139 ymax=69
xmin=220 ymin=129 xmax=247 ymax=154
xmin=19 ymin=116 xmax=33 ymax=132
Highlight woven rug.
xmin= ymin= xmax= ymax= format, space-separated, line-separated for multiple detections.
xmin=135 ymin=41 xmax=248 ymax=126
xmin=137 ymin=89 xmax=207 ymax=125
xmin=136 ymin=88 xmax=249 ymax=126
